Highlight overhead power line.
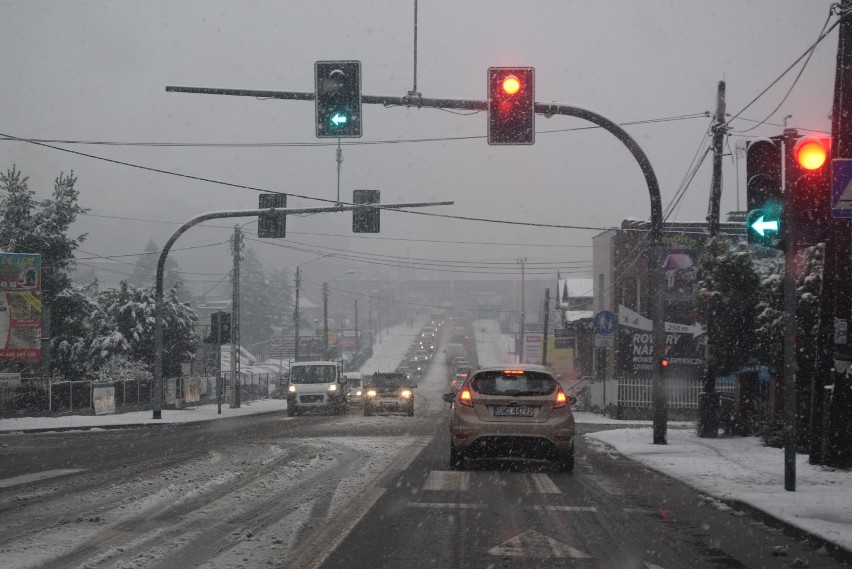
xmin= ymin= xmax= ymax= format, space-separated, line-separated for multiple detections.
xmin=0 ymin=112 xmax=707 ymax=148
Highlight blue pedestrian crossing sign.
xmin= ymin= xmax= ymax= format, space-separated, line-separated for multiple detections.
xmin=593 ymin=310 xmax=616 ymax=335
xmin=832 ymin=159 xmax=852 ymax=218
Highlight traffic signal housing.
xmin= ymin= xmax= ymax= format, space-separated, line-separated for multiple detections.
xmin=315 ymin=61 xmax=362 ymax=138
xmin=488 ymin=67 xmax=535 ymax=145
xmin=746 ymin=137 xmax=783 ymax=247
xmin=353 ymin=189 xmax=380 ymax=233
xmin=209 ymin=312 xmax=232 ymax=344
xmin=258 ymin=193 xmax=287 ymax=238
xmin=790 ymin=135 xmax=831 ymax=247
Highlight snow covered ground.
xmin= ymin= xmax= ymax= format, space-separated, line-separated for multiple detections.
xmin=0 ymin=399 xmax=288 ymax=432
xmin=587 ymin=427 xmax=852 ymax=554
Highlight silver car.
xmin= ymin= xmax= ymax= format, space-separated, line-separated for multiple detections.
xmin=442 ymin=365 xmax=576 ymax=471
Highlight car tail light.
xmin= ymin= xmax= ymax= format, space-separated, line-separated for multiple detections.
xmin=458 ymin=388 xmax=473 ymax=407
xmin=554 ymin=387 xmax=569 ymax=409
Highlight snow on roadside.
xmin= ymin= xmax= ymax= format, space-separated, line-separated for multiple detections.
xmin=0 ymin=399 xmax=287 ymax=433
xmin=586 ymin=427 xmax=852 ymax=553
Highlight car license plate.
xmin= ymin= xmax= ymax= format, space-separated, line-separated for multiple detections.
xmin=493 ymin=406 xmax=534 ymax=417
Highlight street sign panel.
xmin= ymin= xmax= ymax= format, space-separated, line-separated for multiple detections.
xmin=593 ymin=310 xmax=616 ymax=335
xmin=831 ymin=158 xmax=852 ymax=218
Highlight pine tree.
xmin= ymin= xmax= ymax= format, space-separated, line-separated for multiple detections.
xmin=0 ymin=167 xmax=87 ymax=304
xmin=130 ymin=238 xmax=183 ymax=293
xmin=239 ymin=247 xmax=274 ymax=346
xmin=694 ymin=236 xmax=760 ymax=376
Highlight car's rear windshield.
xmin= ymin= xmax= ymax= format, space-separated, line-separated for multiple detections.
xmin=471 ymin=370 xmax=556 ymax=396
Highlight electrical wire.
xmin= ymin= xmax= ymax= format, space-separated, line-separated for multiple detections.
xmin=725 ymin=6 xmax=845 ymax=129
xmin=731 ymin=10 xmax=833 ymax=134
xmin=0 ymin=112 xmax=707 ymax=148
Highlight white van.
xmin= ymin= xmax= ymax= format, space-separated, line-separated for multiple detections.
xmin=287 ymin=361 xmax=349 ymax=416
xmin=344 ymin=372 xmax=364 ymax=405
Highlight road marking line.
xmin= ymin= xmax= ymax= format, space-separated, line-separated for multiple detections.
xmin=488 ymin=529 xmax=591 ymax=559
xmin=423 ymin=470 xmax=470 ymax=492
xmin=0 ymin=469 xmax=86 ymax=488
xmin=534 ymin=505 xmax=597 ymax=512
xmin=408 ymin=502 xmax=483 ymax=509
xmin=528 ymin=473 xmax=561 ymax=494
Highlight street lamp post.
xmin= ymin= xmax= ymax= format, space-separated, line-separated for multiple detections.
xmin=294 ymin=254 xmax=330 ymax=363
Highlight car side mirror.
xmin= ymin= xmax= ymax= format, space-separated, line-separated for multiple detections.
xmin=441 ymin=393 xmax=455 ymax=403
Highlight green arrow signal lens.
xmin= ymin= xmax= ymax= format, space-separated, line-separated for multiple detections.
xmin=330 ymin=112 xmax=348 ymax=127
xmin=750 ymin=215 xmax=779 ymax=237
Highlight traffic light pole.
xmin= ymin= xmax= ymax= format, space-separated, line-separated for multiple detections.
xmin=150 ymin=200 xmax=451 ymax=419
xmin=165 ymin=85 xmax=667 ymax=443
xmin=782 ymin=130 xmax=798 ymax=491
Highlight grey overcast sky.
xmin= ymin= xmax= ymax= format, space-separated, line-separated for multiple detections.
xmin=0 ymin=0 xmax=839 ymax=290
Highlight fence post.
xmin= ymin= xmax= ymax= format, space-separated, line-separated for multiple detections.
xmin=68 ymin=380 xmax=72 ymax=413
xmin=49 ymin=382 xmax=52 ymax=414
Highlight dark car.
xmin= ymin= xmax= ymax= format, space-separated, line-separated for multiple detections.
xmin=364 ymin=373 xmax=417 ymax=416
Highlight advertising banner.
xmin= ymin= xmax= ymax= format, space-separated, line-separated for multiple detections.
xmin=0 ymin=253 xmax=42 ymax=362
xmin=523 ymin=334 xmax=542 ymax=365
xmin=93 ymin=386 xmax=116 ymax=415
xmin=183 ymin=377 xmax=202 ymax=403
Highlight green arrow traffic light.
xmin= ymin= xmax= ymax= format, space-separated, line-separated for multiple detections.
xmin=746 ymin=207 xmax=782 ymax=247
xmin=330 ymin=112 xmax=348 ymax=126
xmin=750 ymin=215 xmax=779 ymax=236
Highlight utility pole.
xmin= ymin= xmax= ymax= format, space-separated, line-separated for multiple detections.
xmin=230 ymin=226 xmax=243 ymax=408
xmin=216 ymin=310 xmax=223 ymax=415
xmin=518 ymin=257 xmax=527 ymax=364
xmin=699 ymin=80 xmax=727 ymax=438
xmin=294 ymin=267 xmax=301 ymax=362
xmin=322 ymin=281 xmax=329 ymax=358
xmin=354 ymin=298 xmax=359 ymax=357
xmin=813 ymin=0 xmax=852 ymax=468
xmin=542 ymin=288 xmax=550 ymax=367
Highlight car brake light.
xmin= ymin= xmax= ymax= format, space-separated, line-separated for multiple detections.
xmin=554 ymin=387 xmax=568 ymax=409
xmin=459 ymin=389 xmax=473 ymax=407
xmin=503 ymin=370 xmax=525 ymax=375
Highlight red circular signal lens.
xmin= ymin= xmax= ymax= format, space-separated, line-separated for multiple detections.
xmin=794 ymin=138 xmax=829 ymax=171
xmin=660 ymin=358 xmax=669 ymax=368
xmin=502 ymin=75 xmax=521 ymax=95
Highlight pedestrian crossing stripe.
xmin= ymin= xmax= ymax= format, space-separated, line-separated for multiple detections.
xmin=422 ymin=471 xmax=561 ymax=493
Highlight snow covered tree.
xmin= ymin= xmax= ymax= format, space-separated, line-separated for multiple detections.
xmin=0 ymin=167 xmax=87 ymax=304
xmin=130 ymin=238 xmax=184 ymax=294
xmin=239 ymin=247 xmax=275 ymax=346
xmin=267 ymin=267 xmax=293 ymax=331
xmin=754 ymin=244 xmax=824 ymax=448
xmin=694 ymin=236 xmax=760 ymax=377
xmin=99 ymin=281 xmax=200 ymax=376
xmin=50 ymin=282 xmax=128 ymax=378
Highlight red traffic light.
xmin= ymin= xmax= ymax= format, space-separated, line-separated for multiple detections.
xmin=660 ymin=357 xmax=669 ymax=368
xmin=794 ymin=136 xmax=831 ymax=171
xmin=502 ymin=75 xmax=521 ymax=95
xmin=487 ymin=67 xmax=535 ymax=145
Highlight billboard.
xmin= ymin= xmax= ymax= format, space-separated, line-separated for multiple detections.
xmin=523 ymin=334 xmax=542 ymax=365
xmin=0 ymin=253 xmax=42 ymax=362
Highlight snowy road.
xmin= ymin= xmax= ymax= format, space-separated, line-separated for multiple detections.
xmin=2 ymin=321 xmax=849 ymax=569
